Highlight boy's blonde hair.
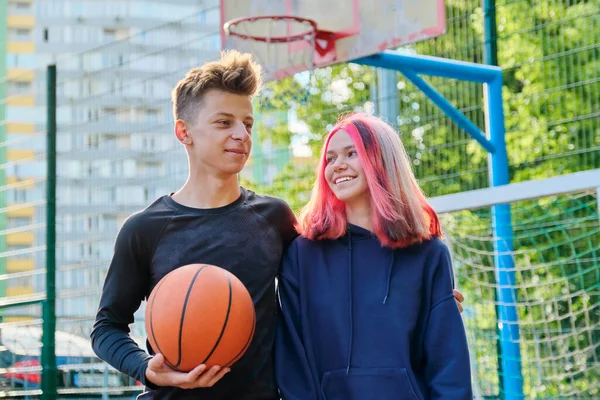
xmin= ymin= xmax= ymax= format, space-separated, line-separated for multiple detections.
xmin=171 ymin=50 xmax=262 ymax=123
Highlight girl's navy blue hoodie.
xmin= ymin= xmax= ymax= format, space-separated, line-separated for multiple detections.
xmin=275 ymin=224 xmax=472 ymax=400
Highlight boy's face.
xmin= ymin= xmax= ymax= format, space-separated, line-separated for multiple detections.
xmin=175 ymin=89 xmax=254 ymax=178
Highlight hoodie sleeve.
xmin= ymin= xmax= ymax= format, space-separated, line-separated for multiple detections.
xmin=275 ymin=241 xmax=321 ymax=400
xmin=423 ymin=243 xmax=473 ymax=399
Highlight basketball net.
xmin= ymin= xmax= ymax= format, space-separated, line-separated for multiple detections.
xmin=224 ymin=16 xmax=318 ymax=81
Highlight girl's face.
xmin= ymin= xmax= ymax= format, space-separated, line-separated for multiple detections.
xmin=324 ymin=130 xmax=369 ymax=205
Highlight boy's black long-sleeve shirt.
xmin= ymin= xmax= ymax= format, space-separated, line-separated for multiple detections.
xmin=90 ymin=187 xmax=297 ymax=399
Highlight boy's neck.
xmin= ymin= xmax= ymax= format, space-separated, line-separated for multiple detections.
xmin=172 ymin=173 xmax=241 ymax=209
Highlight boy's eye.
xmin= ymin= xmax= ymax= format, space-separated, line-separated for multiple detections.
xmin=217 ymin=120 xmax=230 ymax=126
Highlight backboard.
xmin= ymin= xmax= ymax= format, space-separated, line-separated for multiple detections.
xmin=221 ymin=0 xmax=446 ymax=81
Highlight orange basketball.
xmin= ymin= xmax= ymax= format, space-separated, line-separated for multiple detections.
xmin=145 ymin=264 xmax=256 ymax=372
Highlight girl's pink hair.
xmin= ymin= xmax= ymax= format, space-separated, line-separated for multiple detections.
xmin=297 ymin=112 xmax=441 ymax=248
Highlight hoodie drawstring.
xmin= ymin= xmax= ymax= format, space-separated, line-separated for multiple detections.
xmin=346 ymin=230 xmax=354 ymax=374
xmin=345 ymin=229 xmax=396 ymax=374
xmin=383 ymin=252 xmax=395 ymax=304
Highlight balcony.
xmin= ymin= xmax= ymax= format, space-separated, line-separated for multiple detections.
xmin=6 ymin=122 xmax=37 ymax=134
xmin=7 ymin=258 xmax=35 ymax=273
xmin=6 ymin=286 xmax=34 ymax=297
xmin=6 ymin=94 xmax=35 ymax=107
xmin=7 ymin=68 xmax=35 ymax=81
xmin=7 ymin=15 xmax=35 ymax=28
xmin=6 ymin=204 xmax=36 ymax=218
xmin=6 ymin=232 xmax=36 ymax=246
xmin=7 ymin=41 xmax=35 ymax=53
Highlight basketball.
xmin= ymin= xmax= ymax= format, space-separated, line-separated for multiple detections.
xmin=145 ymin=264 xmax=256 ymax=372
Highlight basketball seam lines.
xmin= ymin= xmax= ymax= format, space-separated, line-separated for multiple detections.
xmin=225 ymin=306 xmax=255 ymax=367
xmin=201 ymin=270 xmax=233 ymax=365
xmin=173 ymin=265 xmax=207 ymax=369
xmin=148 ymin=278 xmax=168 ymax=365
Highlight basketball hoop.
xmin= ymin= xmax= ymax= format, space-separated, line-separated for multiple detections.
xmin=224 ymin=15 xmax=337 ymax=81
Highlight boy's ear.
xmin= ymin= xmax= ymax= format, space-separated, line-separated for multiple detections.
xmin=175 ymin=120 xmax=192 ymax=145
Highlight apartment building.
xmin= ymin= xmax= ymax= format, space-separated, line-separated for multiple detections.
xmin=1 ymin=0 xmax=221 ymax=335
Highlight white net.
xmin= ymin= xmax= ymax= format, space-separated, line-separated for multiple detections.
xmin=443 ymin=188 xmax=599 ymax=398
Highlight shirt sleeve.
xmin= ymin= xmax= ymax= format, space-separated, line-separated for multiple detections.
xmin=250 ymin=194 xmax=299 ymax=250
xmin=278 ymin=200 xmax=299 ymax=250
xmin=90 ymin=213 xmax=157 ymax=388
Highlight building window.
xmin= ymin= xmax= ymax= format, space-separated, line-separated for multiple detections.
xmin=8 ymin=1 xmax=32 ymax=14
xmin=102 ymin=28 xmax=129 ymax=42
xmin=144 ymin=108 xmax=161 ymax=123
xmin=8 ymin=81 xmax=32 ymax=95
xmin=86 ymin=134 xmax=99 ymax=149
xmin=8 ymin=189 xmax=28 ymax=203
xmin=8 ymin=28 xmax=33 ymax=41
xmin=142 ymin=135 xmax=156 ymax=151
xmin=103 ymin=107 xmax=117 ymax=121
xmin=144 ymin=81 xmax=154 ymax=97
xmin=85 ymin=108 xmax=99 ymax=122
xmin=37 ymin=1 xmax=64 ymax=17
xmin=84 ymin=216 xmax=100 ymax=232
xmin=6 ymin=54 xmax=36 ymax=69
xmin=8 ymin=217 xmax=31 ymax=229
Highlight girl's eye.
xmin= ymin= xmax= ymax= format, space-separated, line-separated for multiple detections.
xmin=326 ymin=156 xmax=336 ymax=164
xmin=348 ymin=150 xmax=357 ymax=157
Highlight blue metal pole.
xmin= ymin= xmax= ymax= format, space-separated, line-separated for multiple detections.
xmin=400 ymin=69 xmax=495 ymax=153
xmin=486 ymin=75 xmax=524 ymax=399
xmin=354 ymin=50 xmax=500 ymax=83
xmin=482 ymin=0 xmax=519 ymax=396
xmin=377 ymin=68 xmax=399 ymax=126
